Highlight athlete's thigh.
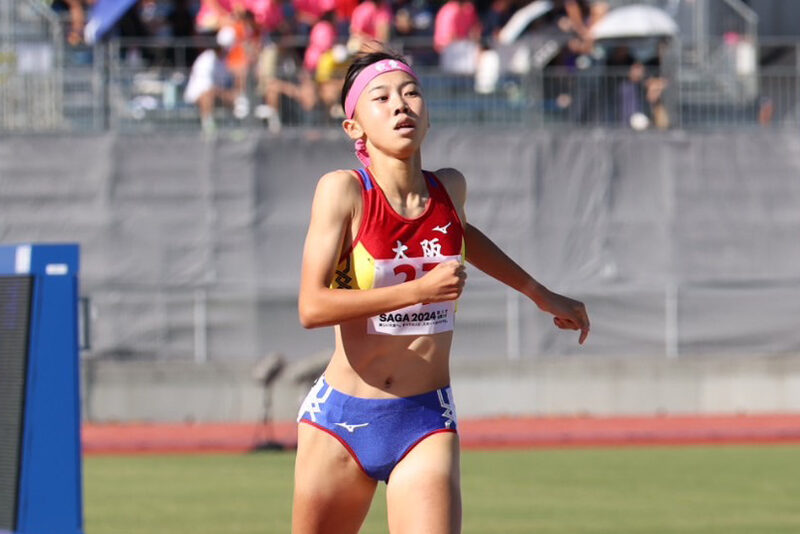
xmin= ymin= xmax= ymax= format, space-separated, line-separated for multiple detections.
xmin=385 ymin=432 xmax=462 ymax=534
xmin=292 ymin=422 xmax=378 ymax=534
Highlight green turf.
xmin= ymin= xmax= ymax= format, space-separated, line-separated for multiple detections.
xmin=84 ymin=445 xmax=800 ymax=533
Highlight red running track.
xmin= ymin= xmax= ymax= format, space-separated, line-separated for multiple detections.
xmin=83 ymin=414 xmax=800 ymax=455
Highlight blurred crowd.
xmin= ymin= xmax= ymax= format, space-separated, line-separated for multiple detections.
xmin=51 ymin=0 xmax=671 ymax=131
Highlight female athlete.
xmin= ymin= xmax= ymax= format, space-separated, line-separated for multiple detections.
xmin=293 ymin=50 xmax=590 ymax=534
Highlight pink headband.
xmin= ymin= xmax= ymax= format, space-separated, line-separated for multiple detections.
xmin=344 ymin=59 xmax=419 ymax=167
xmin=344 ymin=59 xmax=418 ymax=119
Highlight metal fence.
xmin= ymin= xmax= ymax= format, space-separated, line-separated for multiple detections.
xmin=0 ymin=0 xmax=798 ymax=133
xmin=0 ymin=0 xmax=63 ymax=131
xmin=14 ymin=37 xmax=796 ymax=134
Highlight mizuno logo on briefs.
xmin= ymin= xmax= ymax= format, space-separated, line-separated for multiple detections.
xmin=334 ymin=422 xmax=370 ymax=433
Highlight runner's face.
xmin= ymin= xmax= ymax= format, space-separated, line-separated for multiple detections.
xmin=353 ymin=70 xmax=429 ymax=159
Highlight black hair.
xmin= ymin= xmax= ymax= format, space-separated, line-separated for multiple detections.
xmin=320 ymin=10 xmax=336 ymax=23
xmin=340 ymin=49 xmax=412 ymax=116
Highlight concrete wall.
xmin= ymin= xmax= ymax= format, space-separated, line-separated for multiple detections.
xmin=81 ymin=354 xmax=800 ymax=423
xmin=5 ymin=130 xmax=800 ymax=364
xmin=5 ymin=129 xmax=800 ymax=422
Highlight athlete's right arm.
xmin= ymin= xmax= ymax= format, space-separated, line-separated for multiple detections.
xmin=298 ymin=171 xmax=465 ymax=329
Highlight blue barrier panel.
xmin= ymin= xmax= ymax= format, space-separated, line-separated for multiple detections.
xmin=0 ymin=244 xmax=82 ymax=534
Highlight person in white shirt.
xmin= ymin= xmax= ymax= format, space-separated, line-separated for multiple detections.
xmin=184 ymin=26 xmax=237 ymax=132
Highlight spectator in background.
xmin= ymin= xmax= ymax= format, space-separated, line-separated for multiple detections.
xmin=619 ymin=61 xmax=669 ymax=130
xmin=304 ymin=10 xmax=337 ymax=72
xmin=392 ymin=0 xmax=436 ymax=65
xmin=226 ymin=9 xmax=262 ymax=96
xmin=393 ymin=0 xmax=434 ymax=39
xmin=256 ymin=29 xmax=316 ymax=128
xmin=646 ymin=74 xmax=669 ymax=130
xmin=51 ymin=0 xmax=89 ymax=46
xmin=481 ymin=0 xmax=513 ymax=41
xmin=260 ymin=64 xmax=318 ymax=125
xmin=433 ymin=0 xmax=480 ymax=53
xmin=350 ymin=0 xmax=392 ymax=45
xmin=256 ymin=31 xmax=285 ymax=115
xmin=589 ymin=1 xmax=610 ymax=27
xmin=184 ymin=26 xmax=237 ymax=133
xmin=168 ymin=0 xmax=196 ymax=39
xmin=392 ymin=0 xmax=434 ymax=35
xmin=394 ymin=8 xmax=416 ymax=39
xmin=474 ymin=37 xmax=500 ymax=94
xmin=335 ymin=0 xmax=359 ymax=37
xmin=554 ymin=0 xmax=591 ymax=40
xmin=139 ymin=0 xmax=170 ymax=38
xmin=115 ymin=1 xmax=153 ymax=65
xmin=315 ymin=43 xmax=352 ymax=118
xmin=619 ymin=61 xmax=647 ymax=128
xmin=556 ymin=1 xmax=608 ymax=59
xmin=167 ymin=0 xmax=197 ymax=66
xmin=245 ymin=0 xmax=286 ymax=31
xmin=294 ymin=0 xmax=335 ymax=36
xmin=195 ymin=0 xmax=234 ymax=34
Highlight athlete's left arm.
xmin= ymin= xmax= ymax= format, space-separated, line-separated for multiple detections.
xmin=436 ymin=167 xmax=590 ymax=345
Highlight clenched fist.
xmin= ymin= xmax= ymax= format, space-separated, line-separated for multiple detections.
xmin=412 ymin=260 xmax=467 ymax=303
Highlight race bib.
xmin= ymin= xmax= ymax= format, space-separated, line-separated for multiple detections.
xmin=368 ymin=255 xmax=460 ymax=336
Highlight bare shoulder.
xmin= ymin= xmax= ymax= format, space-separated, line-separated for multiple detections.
xmin=433 ymin=167 xmax=467 ymax=207
xmin=312 ymin=169 xmax=362 ymax=212
xmin=315 ymin=169 xmax=362 ymax=198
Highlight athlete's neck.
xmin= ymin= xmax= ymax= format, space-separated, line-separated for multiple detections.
xmin=367 ymin=151 xmax=425 ymax=200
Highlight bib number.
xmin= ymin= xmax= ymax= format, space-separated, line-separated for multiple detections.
xmin=368 ymin=255 xmax=460 ymax=335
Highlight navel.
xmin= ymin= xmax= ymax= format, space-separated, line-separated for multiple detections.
xmin=383 ymin=376 xmax=394 ymax=389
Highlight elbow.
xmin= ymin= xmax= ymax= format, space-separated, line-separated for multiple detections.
xmin=298 ymin=297 xmax=325 ymax=329
xmin=298 ymin=312 xmax=321 ymax=329
xmin=298 ymin=305 xmax=317 ymax=329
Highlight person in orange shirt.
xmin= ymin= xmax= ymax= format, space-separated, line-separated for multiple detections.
xmin=226 ymin=9 xmax=262 ymax=93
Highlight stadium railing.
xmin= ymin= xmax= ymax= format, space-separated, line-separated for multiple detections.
xmin=2 ymin=33 xmax=800 ymax=133
xmin=0 ymin=0 xmax=64 ymax=131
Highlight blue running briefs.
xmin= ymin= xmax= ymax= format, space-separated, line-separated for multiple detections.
xmin=297 ymin=376 xmax=458 ymax=481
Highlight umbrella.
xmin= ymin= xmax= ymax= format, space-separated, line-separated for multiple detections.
xmin=590 ymin=4 xmax=678 ymax=40
xmin=498 ymin=0 xmax=554 ymax=45
xmin=83 ymin=0 xmax=139 ymax=44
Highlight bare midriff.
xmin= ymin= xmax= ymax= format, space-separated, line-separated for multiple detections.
xmin=323 ymin=317 xmax=453 ymax=399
